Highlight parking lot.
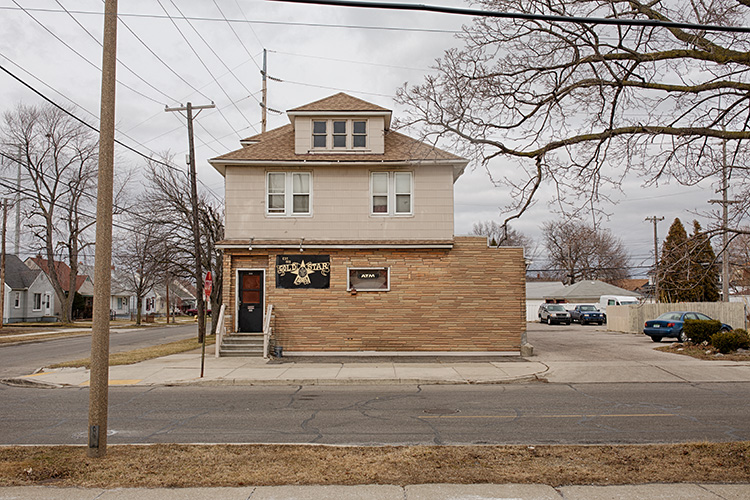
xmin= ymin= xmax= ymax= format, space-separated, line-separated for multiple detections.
xmin=526 ymin=320 xmax=676 ymax=363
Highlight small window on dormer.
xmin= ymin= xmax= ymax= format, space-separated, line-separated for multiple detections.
xmin=312 ymin=121 xmax=327 ymax=148
xmin=333 ymin=121 xmax=347 ymax=147
xmin=353 ymin=121 xmax=367 ymax=148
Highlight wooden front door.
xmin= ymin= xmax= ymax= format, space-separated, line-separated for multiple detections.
xmin=238 ymin=271 xmax=264 ymax=332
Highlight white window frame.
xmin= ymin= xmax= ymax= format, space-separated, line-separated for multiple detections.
xmin=310 ymin=119 xmax=368 ymax=151
xmin=370 ymin=171 xmax=413 ymax=216
xmin=13 ymin=292 xmax=20 ymax=309
xmin=266 ymin=172 xmax=312 ymax=217
xmin=347 ymin=267 xmax=390 ymax=292
xmin=32 ymin=293 xmax=42 ymax=311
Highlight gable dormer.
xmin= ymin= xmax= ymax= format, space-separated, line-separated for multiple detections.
xmin=287 ymin=93 xmax=392 ymax=155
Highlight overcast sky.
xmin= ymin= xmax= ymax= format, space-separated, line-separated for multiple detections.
xmin=0 ymin=0 xmax=722 ymax=277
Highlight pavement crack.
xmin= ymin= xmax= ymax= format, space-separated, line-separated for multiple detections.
xmin=300 ymin=410 xmax=323 ymax=443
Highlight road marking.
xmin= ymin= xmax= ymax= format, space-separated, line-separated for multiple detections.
xmin=79 ymin=379 xmax=142 ymax=386
xmin=421 ymin=413 xmax=677 ymax=419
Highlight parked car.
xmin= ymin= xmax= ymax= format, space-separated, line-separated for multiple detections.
xmin=643 ymin=311 xmax=732 ymax=343
xmin=569 ymin=304 xmax=606 ymax=325
xmin=538 ymin=303 xmax=571 ymax=325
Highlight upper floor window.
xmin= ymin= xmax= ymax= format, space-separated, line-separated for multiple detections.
xmin=371 ymin=171 xmax=412 ymax=215
xmin=311 ymin=119 xmax=368 ymax=150
xmin=267 ymin=172 xmax=312 ymax=216
xmin=312 ymin=121 xmax=327 ymax=148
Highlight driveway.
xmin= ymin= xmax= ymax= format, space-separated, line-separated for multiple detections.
xmin=525 ymin=321 xmax=750 ymax=384
xmin=527 ymin=321 xmax=670 ymax=362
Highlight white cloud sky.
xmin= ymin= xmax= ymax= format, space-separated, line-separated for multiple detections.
xmin=0 ymin=0 xmax=725 ymax=276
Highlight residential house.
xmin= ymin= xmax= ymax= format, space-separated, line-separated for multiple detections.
xmin=78 ymin=264 xmax=136 ymax=319
xmin=25 ymin=257 xmax=94 ymax=319
xmin=3 ymin=254 xmax=56 ymax=323
xmin=141 ymin=279 xmax=197 ymax=317
xmin=208 ymin=93 xmax=526 ymax=355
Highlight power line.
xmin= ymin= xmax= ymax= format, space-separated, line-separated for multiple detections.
xmin=155 ymin=0 xmax=256 ymax=136
xmin=269 ymin=0 xmax=750 ymax=34
xmin=0 ymin=6 xmax=462 ymax=34
xmin=11 ymin=0 xmax=165 ymax=106
xmin=0 ymin=61 xmax=224 ymax=203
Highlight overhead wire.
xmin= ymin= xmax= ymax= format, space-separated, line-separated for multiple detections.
xmin=155 ymin=0 xmax=257 ymax=136
xmin=55 ymin=0 xmax=175 ymax=105
xmin=0 ymin=61 xmax=225 ymax=205
xmin=10 ymin=0 xmax=165 ymax=106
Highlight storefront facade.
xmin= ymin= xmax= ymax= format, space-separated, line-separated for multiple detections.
xmin=210 ymin=93 xmax=526 ymax=354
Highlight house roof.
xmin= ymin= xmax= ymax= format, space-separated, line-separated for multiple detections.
xmin=27 ymin=257 xmax=89 ymax=293
xmin=612 ymin=278 xmax=650 ymax=292
xmin=554 ymin=280 xmax=642 ymax=301
xmin=5 ymin=254 xmax=41 ymax=290
xmin=288 ymin=92 xmax=390 ymax=113
xmin=211 ymin=126 xmax=464 ymax=166
xmin=526 ymin=281 xmax=565 ymax=300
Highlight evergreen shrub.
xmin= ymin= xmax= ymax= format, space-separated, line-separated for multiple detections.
xmin=683 ymin=319 xmax=722 ymax=344
xmin=710 ymin=329 xmax=750 ymax=354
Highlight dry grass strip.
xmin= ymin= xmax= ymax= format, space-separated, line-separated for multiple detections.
xmin=49 ymin=336 xmax=215 ymax=369
xmin=1 ymin=442 xmax=748 ymax=488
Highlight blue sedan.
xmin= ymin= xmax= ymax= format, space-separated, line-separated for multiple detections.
xmin=643 ymin=311 xmax=732 ymax=343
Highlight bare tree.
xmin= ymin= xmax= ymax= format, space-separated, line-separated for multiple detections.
xmin=396 ymin=0 xmax=750 ymax=231
xmin=140 ymin=157 xmax=224 ymax=337
xmin=0 ymin=103 xmax=98 ymax=322
xmin=114 ymin=216 xmax=163 ymax=325
xmin=542 ymin=220 xmax=631 ymax=284
xmin=471 ymin=220 xmax=534 ymax=255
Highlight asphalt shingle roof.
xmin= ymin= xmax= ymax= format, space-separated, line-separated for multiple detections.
xmin=288 ymin=92 xmax=390 ymax=112
xmin=5 ymin=254 xmax=40 ymax=289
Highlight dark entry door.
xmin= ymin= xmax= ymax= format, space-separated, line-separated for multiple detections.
xmin=238 ymin=271 xmax=263 ymax=332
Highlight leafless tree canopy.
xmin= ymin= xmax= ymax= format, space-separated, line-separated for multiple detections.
xmin=471 ymin=220 xmax=534 ymax=256
xmin=542 ymin=219 xmax=631 ymax=284
xmin=397 ymin=0 xmax=750 ymax=228
xmin=0 ymin=103 xmax=98 ymax=322
xmin=139 ymin=157 xmax=224 ymax=334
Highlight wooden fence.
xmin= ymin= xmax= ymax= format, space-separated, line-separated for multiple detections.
xmin=606 ymin=302 xmax=748 ymax=334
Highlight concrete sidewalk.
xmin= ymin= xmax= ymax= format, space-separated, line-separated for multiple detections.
xmin=1 ymin=483 xmax=749 ymax=499
xmin=7 ymin=343 xmax=750 ymax=387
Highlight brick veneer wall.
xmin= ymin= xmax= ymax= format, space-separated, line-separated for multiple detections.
xmin=222 ymin=237 xmax=526 ymax=352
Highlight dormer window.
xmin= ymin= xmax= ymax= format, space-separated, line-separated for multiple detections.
xmin=333 ymin=121 xmax=346 ymax=147
xmin=312 ymin=121 xmax=327 ymax=148
xmin=310 ymin=119 xmax=368 ymax=150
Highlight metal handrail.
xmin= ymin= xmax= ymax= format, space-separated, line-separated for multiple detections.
xmin=215 ymin=304 xmax=226 ymax=358
xmin=263 ymin=304 xmax=274 ymax=359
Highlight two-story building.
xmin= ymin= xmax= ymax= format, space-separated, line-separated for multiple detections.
xmin=209 ymin=93 xmax=525 ymax=355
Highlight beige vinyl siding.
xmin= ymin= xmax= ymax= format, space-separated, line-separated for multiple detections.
xmin=224 ymin=164 xmax=454 ymax=240
xmin=293 ymin=116 xmax=385 ymax=154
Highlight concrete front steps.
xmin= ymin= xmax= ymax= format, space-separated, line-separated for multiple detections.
xmin=219 ymin=332 xmax=264 ymax=357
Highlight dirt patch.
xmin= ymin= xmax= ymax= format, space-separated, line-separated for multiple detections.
xmin=656 ymin=343 xmax=750 ymax=361
xmin=0 ymin=443 xmax=748 ymax=488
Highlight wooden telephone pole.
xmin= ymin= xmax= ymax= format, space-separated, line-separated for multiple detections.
xmin=165 ymin=102 xmax=215 ymax=342
xmin=645 ymin=216 xmax=664 ymax=302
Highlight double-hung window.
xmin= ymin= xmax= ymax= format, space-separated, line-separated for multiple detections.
xmin=311 ymin=119 xmax=368 ymax=150
xmin=33 ymin=293 xmax=42 ymax=311
xmin=371 ymin=171 xmax=412 ymax=215
xmin=267 ymin=172 xmax=312 ymax=216
xmin=13 ymin=292 xmax=20 ymax=308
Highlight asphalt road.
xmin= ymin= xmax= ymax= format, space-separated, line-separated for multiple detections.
xmin=1 ymin=382 xmax=748 ymax=445
xmin=1 ymin=322 xmax=749 ymax=446
xmin=0 ymin=323 xmax=198 ymax=378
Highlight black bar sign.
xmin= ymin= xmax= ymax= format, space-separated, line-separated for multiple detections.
xmin=276 ymin=255 xmax=331 ymax=289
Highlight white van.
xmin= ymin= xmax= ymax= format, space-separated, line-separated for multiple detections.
xmin=599 ymin=295 xmax=640 ymax=314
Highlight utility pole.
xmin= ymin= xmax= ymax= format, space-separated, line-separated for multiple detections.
xmin=645 ymin=216 xmax=664 ymax=302
xmin=165 ymin=102 xmax=214 ymax=343
xmin=261 ymin=49 xmax=267 ymax=133
xmin=0 ymin=199 xmax=7 ymax=330
xmin=709 ymin=137 xmax=740 ymax=302
xmin=88 ymin=0 xmax=118 ymax=459
xmin=14 ymin=146 xmax=21 ymax=255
